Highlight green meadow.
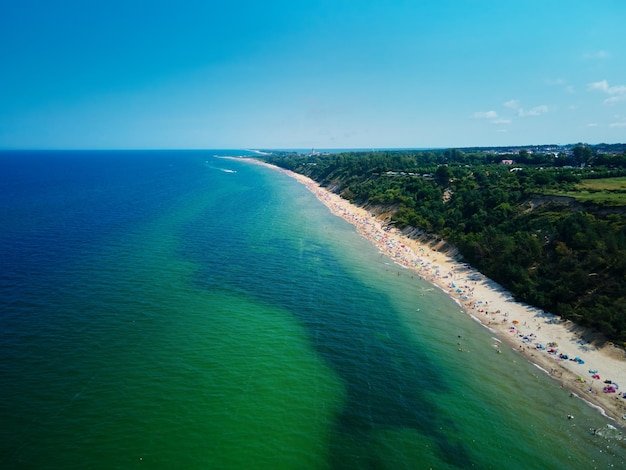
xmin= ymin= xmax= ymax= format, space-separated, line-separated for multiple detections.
xmin=549 ymin=176 xmax=626 ymax=206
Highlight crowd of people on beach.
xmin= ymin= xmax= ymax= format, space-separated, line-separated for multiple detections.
xmin=301 ymin=172 xmax=626 ymax=411
xmin=247 ymin=160 xmax=626 ymax=424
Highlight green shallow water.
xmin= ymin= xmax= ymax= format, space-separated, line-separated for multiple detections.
xmin=1 ymin=151 xmax=625 ymax=469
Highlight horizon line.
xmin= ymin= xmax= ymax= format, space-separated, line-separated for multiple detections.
xmin=0 ymin=142 xmax=624 ymax=153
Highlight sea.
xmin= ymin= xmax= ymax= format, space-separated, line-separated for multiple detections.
xmin=1 ymin=149 xmax=625 ymax=469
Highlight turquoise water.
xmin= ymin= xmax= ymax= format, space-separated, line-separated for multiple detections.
xmin=1 ymin=150 xmax=625 ymax=469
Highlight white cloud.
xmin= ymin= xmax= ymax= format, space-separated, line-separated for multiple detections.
xmin=545 ymin=78 xmax=565 ymax=86
xmin=605 ymin=95 xmax=626 ymax=104
xmin=583 ymin=50 xmax=610 ymax=60
xmin=545 ymin=78 xmax=575 ymax=94
xmin=491 ymin=119 xmax=511 ymax=124
xmin=609 ymin=122 xmax=626 ymax=128
xmin=517 ymin=105 xmax=549 ymax=117
xmin=588 ymin=80 xmax=609 ymax=92
xmin=587 ymin=123 xmax=599 ymax=127
xmin=588 ymin=80 xmax=626 ymax=104
xmin=503 ymin=99 xmax=520 ymax=109
xmin=582 ymin=50 xmax=609 ymax=60
xmin=471 ymin=110 xmax=498 ymax=119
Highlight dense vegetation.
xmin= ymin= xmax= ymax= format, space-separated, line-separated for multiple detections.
xmin=264 ymin=144 xmax=626 ymax=344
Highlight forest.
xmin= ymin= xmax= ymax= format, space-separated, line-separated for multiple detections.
xmin=263 ymin=144 xmax=626 ymax=344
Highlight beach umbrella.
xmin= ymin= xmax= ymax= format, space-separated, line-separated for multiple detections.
xmin=512 ymin=320 xmax=519 ymax=325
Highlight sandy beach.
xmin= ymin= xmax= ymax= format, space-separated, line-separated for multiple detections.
xmin=232 ymin=157 xmax=626 ymax=426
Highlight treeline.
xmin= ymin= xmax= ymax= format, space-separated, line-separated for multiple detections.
xmin=265 ymin=146 xmax=626 ymax=343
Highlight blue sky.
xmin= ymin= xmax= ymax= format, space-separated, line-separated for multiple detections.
xmin=1 ymin=0 xmax=625 ymax=149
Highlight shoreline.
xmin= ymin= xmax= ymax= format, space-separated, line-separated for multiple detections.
xmin=229 ymin=157 xmax=626 ymax=426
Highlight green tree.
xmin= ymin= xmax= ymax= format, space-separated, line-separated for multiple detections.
xmin=435 ymin=165 xmax=452 ymax=185
xmin=572 ymin=144 xmax=592 ymax=166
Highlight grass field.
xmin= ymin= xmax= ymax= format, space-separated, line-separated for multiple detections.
xmin=577 ymin=176 xmax=626 ymax=191
xmin=545 ymin=177 xmax=626 ymax=206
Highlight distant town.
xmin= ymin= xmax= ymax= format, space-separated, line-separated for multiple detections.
xmin=260 ymin=143 xmax=626 ymax=159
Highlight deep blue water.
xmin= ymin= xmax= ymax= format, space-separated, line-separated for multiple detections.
xmin=1 ymin=150 xmax=625 ymax=469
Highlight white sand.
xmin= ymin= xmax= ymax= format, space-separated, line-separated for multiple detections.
xmin=232 ymin=157 xmax=626 ymax=425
